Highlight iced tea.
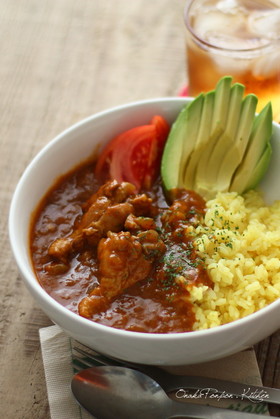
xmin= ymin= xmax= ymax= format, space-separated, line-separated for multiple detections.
xmin=184 ymin=0 xmax=280 ymax=121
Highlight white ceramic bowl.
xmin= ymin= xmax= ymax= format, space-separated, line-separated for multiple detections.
xmin=9 ymin=98 xmax=280 ymax=365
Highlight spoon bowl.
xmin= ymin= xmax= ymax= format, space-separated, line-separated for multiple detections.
xmin=72 ymin=366 xmax=166 ymax=419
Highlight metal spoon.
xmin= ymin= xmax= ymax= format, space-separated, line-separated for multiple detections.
xmin=71 ymin=365 xmax=276 ymax=419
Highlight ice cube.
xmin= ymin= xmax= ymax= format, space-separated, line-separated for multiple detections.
xmin=193 ymin=10 xmax=248 ymax=48
xmin=216 ymin=0 xmax=244 ymax=15
xmin=192 ymin=12 xmax=228 ymax=40
xmin=206 ymin=33 xmax=261 ymax=50
xmin=252 ymin=50 xmax=280 ymax=78
xmin=248 ymin=10 xmax=280 ymax=41
xmin=211 ymin=54 xmax=251 ymax=74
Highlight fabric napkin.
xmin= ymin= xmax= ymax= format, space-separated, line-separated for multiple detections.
xmin=39 ymin=324 xmax=270 ymax=418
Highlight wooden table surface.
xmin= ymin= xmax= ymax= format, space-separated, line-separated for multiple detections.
xmin=0 ymin=1 xmax=279 ymax=417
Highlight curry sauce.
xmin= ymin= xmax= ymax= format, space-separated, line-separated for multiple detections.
xmin=30 ymin=160 xmax=212 ymax=333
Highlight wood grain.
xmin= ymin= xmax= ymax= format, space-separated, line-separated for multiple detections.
xmin=0 ymin=1 xmax=278 ymax=418
xmin=255 ymin=331 xmax=280 ymax=416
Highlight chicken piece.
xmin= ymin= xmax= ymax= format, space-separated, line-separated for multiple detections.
xmin=128 ymin=194 xmax=157 ymax=217
xmin=98 ymin=231 xmax=153 ymax=299
xmin=78 ymin=229 xmax=166 ymax=318
xmin=82 ymin=202 xmax=134 ymax=245
xmin=49 ymin=201 xmax=134 ymax=262
xmin=48 ymin=181 xmax=136 ymax=263
xmin=124 ymin=214 xmax=156 ymax=232
xmin=137 ymin=229 xmax=166 ymax=259
xmin=83 ymin=180 xmax=136 ymax=211
xmin=78 ymin=287 xmax=110 ymax=319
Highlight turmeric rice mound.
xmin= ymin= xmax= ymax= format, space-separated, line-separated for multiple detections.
xmin=184 ymin=190 xmax=280 ymax=330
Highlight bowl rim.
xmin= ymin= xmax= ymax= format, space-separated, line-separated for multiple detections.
xmin=9 ymin=96 xmax=280 ymax=341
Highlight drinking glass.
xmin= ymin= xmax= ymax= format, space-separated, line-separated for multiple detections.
xmin=184 ymin=0 xmax=280 ymax=122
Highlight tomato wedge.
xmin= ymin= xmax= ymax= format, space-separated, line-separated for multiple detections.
xmin=151 ymin=115 xmax=170 ymax=146
xmin=95 ymin=115 xmax=170 ymax=191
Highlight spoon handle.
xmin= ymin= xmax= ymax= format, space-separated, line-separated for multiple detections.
xmin=162 ymin=373 xmax=280 ymax=406
xmin=171 ymin=401 xmax=276 ymax=418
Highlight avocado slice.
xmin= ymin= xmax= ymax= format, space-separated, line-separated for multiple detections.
xmin=182 ymin=90 xmax=215 ymax=189
xmin=218 ymin=94 xmax=258 ymax=191
xmin=161 ymin=94 xmax=204 ymax=191
xmin=210 ymin=76 xmax=233 ymax=137
xmin=244 ymin=143 xmax=272 ymax=192
xmin=194 ymin=76 xmax=234 ymax=197
xmin=177 ymin=94 xmax=204 ymax=187
xmin=230 ymin=102 xmax=273 ymax=193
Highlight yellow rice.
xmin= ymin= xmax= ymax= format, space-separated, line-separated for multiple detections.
xmin=184 ymin=190 xmax=280 ymax=330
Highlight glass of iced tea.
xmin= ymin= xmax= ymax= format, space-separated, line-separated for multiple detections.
xmin=184 ymin=0 xmax=280 ymax=121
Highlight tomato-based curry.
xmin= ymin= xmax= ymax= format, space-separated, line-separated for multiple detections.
xmin=30 ymin=160 xmax=212 ymax=333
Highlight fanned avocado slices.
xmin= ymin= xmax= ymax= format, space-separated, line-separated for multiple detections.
xmin=161 ymin=76 xmax=273 ymax=200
